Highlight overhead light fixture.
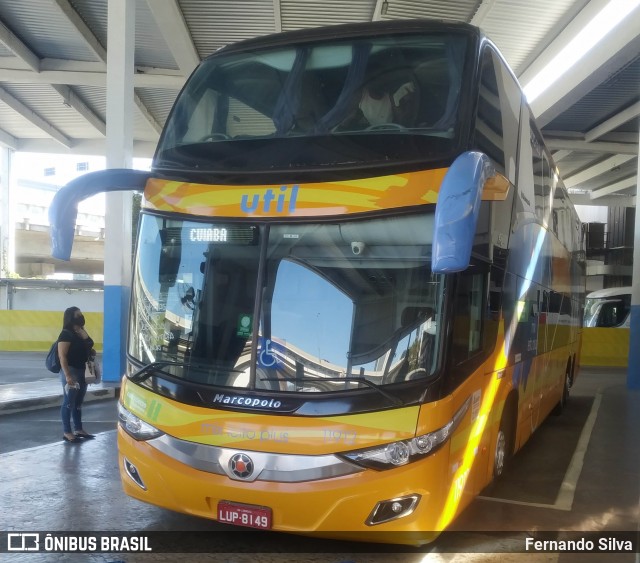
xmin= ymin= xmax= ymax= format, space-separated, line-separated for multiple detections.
xmin=523 ymin=0 xmax=640 ymax=103
xmin=381 ymin=0 xmax=389 ymax=16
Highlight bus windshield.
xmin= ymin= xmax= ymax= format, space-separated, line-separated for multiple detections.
xmin=155 ymin=32 xmax=469 ymax=172
xmin=129 ymin=212 xmax=444 ymax=392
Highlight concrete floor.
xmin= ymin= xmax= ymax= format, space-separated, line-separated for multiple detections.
xmin=0 ymin=364 xmax=638 ymax=562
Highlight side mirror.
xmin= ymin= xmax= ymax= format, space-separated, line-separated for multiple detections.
xmin=49 ymin=169 xmax=151 ymax=261
xmin=432 ymin=151 xmax=504 ymax=273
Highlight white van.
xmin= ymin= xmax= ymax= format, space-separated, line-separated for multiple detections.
xmin=584 ymin=287 xmax=632 ymax=328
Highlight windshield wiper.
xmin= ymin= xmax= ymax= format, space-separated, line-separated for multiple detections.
xmin=129 ymin=361 xmax=185 ymax=383
xmin=260 ymin=376 xmax=403 ymax=407
xmin=129 ymin=360 xmax=244 ymax=383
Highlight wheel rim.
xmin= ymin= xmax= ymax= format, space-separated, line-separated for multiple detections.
xmin=495 ymin=429 xmax=506 ymax=477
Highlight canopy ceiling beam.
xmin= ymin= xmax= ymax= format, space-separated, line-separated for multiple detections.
xmin=52 ymin=0 xmax=107 ymax=63
xmin=145 ymin=0 xmax=200 ymax=76
xmin=545 ymin=137 xmax=638 ymax=155
xmin=523 ymin=2 xmax=640 ymax=126
xmin=50 ymin=84 xmax=106 ymax=136
xmin=590 ymin=175 xmax=638 ymax=199
xmin=0 ymin=86 xmax=72 ymax=148
xmin=564 ymin=154 xmax=636 ymax=188
xmin=0 ymin=68 xmax=184 ymax=89
xmin=0 ymin=127 xmax=18 ymax=150
xmin=585 ymin=100 xmax=640 ymax=142
xmin=0 ymin=17 xmax=40 ymax=71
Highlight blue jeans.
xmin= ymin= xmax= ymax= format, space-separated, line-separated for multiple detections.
xmin=60 ymin=366 xmax=87 ymax=434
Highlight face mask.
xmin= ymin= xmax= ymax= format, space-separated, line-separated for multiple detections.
xmin=76 ymin=315 xmax=85 ymax=327
xmin=359 ymin=89 xmax=393 ymax=126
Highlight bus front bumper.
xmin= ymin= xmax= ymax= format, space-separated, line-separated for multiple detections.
xmin=117 ymin=428 xmax=450 ymax=543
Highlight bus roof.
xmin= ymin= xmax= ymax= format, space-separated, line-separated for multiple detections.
xmin=586 ymin=287 xmax=632 ymax=299
xmin=211 ymin=19 xmax=481 ymax=58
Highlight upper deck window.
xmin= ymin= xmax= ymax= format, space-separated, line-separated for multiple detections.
xmin=155 ymin=33 xmax=470 ymax=173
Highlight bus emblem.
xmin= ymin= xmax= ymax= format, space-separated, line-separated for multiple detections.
xmin=229 ymin=453 xmax=254 ymax=479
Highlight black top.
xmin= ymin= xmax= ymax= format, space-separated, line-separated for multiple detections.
xmin=211 ymin=19 xmax=480 ymax=59
xmin=58 ymin=329 xmax=94 ymax=370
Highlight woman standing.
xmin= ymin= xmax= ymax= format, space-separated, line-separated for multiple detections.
xmin=58 ymin=306 xmax=96 ymax=443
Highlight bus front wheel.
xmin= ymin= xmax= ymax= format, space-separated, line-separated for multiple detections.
xmin=494 ymin=402 xmax=515 ymax=479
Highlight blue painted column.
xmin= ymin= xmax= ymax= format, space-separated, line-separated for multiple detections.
xmin=627 ymin=138 xmax=640 ymax=389
xmin=103 ymin=0 xmax=135 ymax=383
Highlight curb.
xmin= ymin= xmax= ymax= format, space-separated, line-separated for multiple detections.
xmin=0 ymin=387 xmax=117 ymax=416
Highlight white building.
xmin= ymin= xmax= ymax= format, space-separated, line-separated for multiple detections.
xmin=1 ymin=153 xmax=149 ymax=279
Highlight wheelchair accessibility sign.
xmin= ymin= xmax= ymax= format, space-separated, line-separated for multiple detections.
xmin=258 ymin=337 xmax=282 ymax=368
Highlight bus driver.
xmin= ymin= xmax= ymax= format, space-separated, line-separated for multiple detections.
xmin=359 ymin=79 xmax=417 ymax=127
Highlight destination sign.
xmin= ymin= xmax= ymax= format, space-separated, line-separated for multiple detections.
xmin=189 ymin=228 xmax=228 ymax=242
xmin=177 ymin=225 xmax=257 ymax=245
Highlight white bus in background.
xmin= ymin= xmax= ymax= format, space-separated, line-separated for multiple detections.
xmin=584 ymin=287 xmax=632 ymax=328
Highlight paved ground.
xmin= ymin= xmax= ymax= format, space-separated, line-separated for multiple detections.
xmin=0 ymin=351 xmax=115 ymax=414
xmin=0 ymin=399 xmax=118 ymax=454
xmin=0 ymin=357 xmax=638 ymax=562
xmin=0 ymin=351 xmax=106 ymax=384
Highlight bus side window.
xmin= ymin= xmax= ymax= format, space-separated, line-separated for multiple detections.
xmin=451 ymin=271 xmax=485 ymax=367
xmin=555 ymin=185 xmax=570 ymax=245
xmin=473 ymin=49 xmax=505 ymax=175
xmin=531 ymin=124 xmax=544 ymax=222
xmin=531 ymin=123 xmax=554 ymax=227
xmin=472 ymin=47 xmax=520 ymax=184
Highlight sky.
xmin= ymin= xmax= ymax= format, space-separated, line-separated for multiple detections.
xmin=12 ymin=152 xmax=152 ymax=215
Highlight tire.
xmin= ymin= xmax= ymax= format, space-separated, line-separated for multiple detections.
xmin=552 ymin=369 xmax=570 ymax=416
xmin=494 ymin=405 xmax=514 ymax=479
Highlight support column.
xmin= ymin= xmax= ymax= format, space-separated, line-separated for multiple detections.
xmin=627 ymin=135 xmax=640 ymax=389
xmin=0 ymin=147 xmax=15 ymax=280
xmin=103 ymin=0 xmax=134 ymax=382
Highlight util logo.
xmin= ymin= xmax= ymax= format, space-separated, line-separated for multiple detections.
xmin=240 ymin=185 xmax=299 ymax=214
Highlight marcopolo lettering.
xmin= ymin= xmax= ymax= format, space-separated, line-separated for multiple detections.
xmin=213 ymin=393 xmax=282 ymax=409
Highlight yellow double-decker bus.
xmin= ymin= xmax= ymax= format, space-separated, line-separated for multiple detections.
xmin=51 ymin=19 xmax=585 ymax=544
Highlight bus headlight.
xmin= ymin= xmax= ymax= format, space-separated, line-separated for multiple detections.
xmin=117 ymin=402 xmax=164 ymax=441
xmin=341 ymin=397 xmax=471 ymax=470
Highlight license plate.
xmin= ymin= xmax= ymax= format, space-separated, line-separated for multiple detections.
xmin=217 ymin=501 xmax=272 ymax=529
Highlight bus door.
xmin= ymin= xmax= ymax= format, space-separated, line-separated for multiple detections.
xmin=448 ymin=266 xmax=496 ymax=497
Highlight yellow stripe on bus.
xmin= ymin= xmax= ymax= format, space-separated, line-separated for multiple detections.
xmin=143 ymin=169 xmax=447 ymax=218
